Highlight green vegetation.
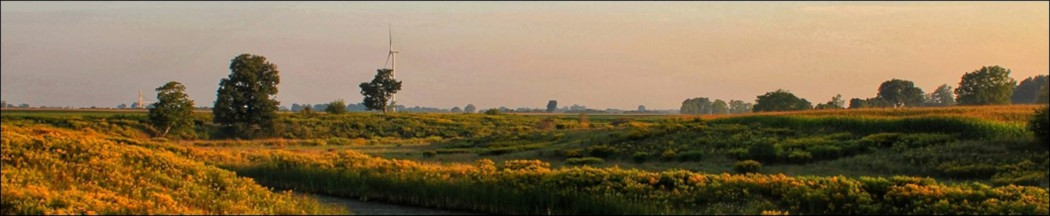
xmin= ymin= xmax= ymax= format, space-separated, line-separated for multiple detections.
xmin=359 ymin=68 xmax=402 ymax=113
xmin=213 ymin=54 xmax=282 ymax=139
xmin=148 ymin=81 xmax=195 ymax=137
xmin=955 ymin=65 xmax=1017 ymax=105
xmin=753 ymin=89 xmax=812 ymax=112
xmin=0 ymin=125 xmax=347 ymax=215
xmin=2 ymin=105 xmax=1048 ymax=215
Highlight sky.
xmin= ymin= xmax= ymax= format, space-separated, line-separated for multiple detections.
xmin=2 ymin=1 xmax=1048 ymax=110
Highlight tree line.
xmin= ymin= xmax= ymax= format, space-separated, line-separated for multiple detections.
xmin=682 ymin=65 xmax=1049 ymax=114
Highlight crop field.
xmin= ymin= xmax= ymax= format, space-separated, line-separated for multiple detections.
xmin=1 ymin=105 xmax=1048 ymax=215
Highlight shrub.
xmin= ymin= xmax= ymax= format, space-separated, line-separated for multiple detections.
xmin=676 ymin=150 xmax=705 ymax=162
xmin=1030 ymin=106 xmax=1049 ymax=146
xmin=586 ymin=145 xmax=617 ymax=158
xmin=565 ymin=157 xmax=605 ymax=165
xmin=422 ymin=151 xmax=437 ymax=158
xmin=748 ymin=140 xmax=778 ymax=162
xmin=632 ymin=152 xmax=651 ymax=163
xmin=660 ymin=149 xmax=677 ymax=161
xmin=734 ymin=160 xmax=762 ymax=173
xmin=484 ymin=109 xmax=501 ymax=115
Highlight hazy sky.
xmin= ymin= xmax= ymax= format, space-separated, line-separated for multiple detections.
xmin=2 ymin=1 xmax=1048 ymax=110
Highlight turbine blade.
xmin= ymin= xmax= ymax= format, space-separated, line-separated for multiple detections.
xmin=384 ymin=53 xmax=391 ymax=69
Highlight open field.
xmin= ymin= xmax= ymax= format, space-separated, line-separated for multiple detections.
xmin=2 ymin=105 xmax=1048 ymax=214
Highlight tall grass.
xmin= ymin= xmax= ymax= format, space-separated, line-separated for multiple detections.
xmin=205 ymin=148 xmax=1048 ymax=215
xmin=0 ymin=125 xmax=348 ymax=215
xmin=708 ymin=115 xmax=1029 ymax=139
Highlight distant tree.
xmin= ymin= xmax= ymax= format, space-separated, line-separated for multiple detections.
xmin=148 ymin=81 xmax=195 ymax=137
xmin=19 ymin=103 xmax=30 ymax=108
xmin=464 ymin=104 xmax=477 ymax=113
xmin=848 ymin=98 xmax=866 ymax=109
xmin=680 ymin=98 xmax=699 ymax=114
xmin=1012 ymin=75 xmax=1049 ymax=104
xmin=878 ymin=79 xmax=925 ymax=107
xmin=955 ymin=66 xmax=1017 ymax=105
xmin=300 ymin=105 xmax=314 ymax=115
xmin=1 ymin=100 xmax=5 ymax=108
xmin=928 ymin=84 xmax=956 ymax=107
xmin=817 ymin=94 xmax=845 ymax=109
xmin=325 ymin=99 xmax=347 ymax=114
xmin=729 ymin=100 xmax=752 ymax=114
xmin=753 ymin=89 xmax=812 ymax=112
xmin=1038 ymin=83 xmax=1049 ymax=104
xmin=638 ymin=105 xmax=646 ymax=112
xmin=213 ymin=54 xmax=281 ymax=138
xmin=712 ymin=99 xmax=729 ymax=114
xmin=117 ymin=103 xmax=127 ymax=109
xmin=278 ymin=106 xmax=289 ymax=112
xmin=450 ymin=106 xmax=462 ymax=113
xmin=484 ymin=108 xmax=501 ymax=115
xmin=546 ymin=100 xmax=558 ymax=113
xmin=359 ymin=69 xmax=402 ymax=113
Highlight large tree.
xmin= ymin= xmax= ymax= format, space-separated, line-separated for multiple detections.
xmin=546 ymin=100 xmax=558 ymax=113
xmin=149 ymin=81 xmax=195 ymax=137
xmin=1012 ymin=75 xmax=1049 ymax=104
xmin=877 ymin=79 xmax=925 ymax=108
xmin=927 ymin=84 xmax=956 ymax=107
xmin=728 ymin=100 xmax=753 ymax=114
xmin=712 ymin=99 xmax=729 ymax=114
xmin=213 ymin=54 xmax=281 ymax=138
xmin=955 ymin=66 xmax=1017 ymax=105
xmin=359 ymin=68 xmax=402 ymax=113
xmin=753 ymin=89 xmax=812 ymax=112
xmin=464 ymin=104 xmax=477 ymax=113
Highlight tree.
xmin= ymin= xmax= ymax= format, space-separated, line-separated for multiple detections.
xmin=117 ymin=103 xmax=127 ymax=109
xmin=1 ymin=100 xmax=5 ymax=108
xmin=817 ymin=94 xmax=845 ymax=109
xmin=753 ymin=89 xmax=812 ymax=112
xmin=450 ymin=107 xmax=462 ymax=113
xmin=359 ymin=69 xmax=402 ymax=113
xmin=213 ymin=54 xmax=281 ymax=138
xmin=955 ymin=66 xmax=1017 ymax=105
xmin=928 ymin=84 xmax=956 ymax=107
xmin=878 ymin=79 xmax=925 ymax=107
xmin=729 ymin=100 xmax=752 ymax=114
xmin=1031 ymin=106 xmax=1048 ymax=146
xmin=149 ymin=81 xmax=195 ymax=137
xmin=637 ymin=105 xmax=646 ymax=112
xmin=712 ymin=99 xmax=729 ymax=114
xmin=464 ymin=104 xmax=476 ymax=113
xmin=1038 ymin=83 xmax=1049 ymax=104
xmin=1012 ymin=75 xmax=1049 ymax=104
xmin=546 ymin=100 xmax=558 ymax=113
xmin=325 ymin=99 xmax=347 ymax=114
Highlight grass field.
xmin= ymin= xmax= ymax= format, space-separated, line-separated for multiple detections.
xmin=1 ymin=105 xmax=1047 ymax=214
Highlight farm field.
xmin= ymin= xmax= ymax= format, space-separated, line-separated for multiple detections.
xmin=1 ymin=105 xmax=1047 ymax=215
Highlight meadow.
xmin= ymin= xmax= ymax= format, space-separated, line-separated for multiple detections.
xmin=1 ymin=105 xmax=1047 ymax=214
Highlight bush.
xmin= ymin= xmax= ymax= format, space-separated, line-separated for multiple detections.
xmin=748 ymin=140 xmax=778 ymax=162
xmin=1031 ymin=106 xmax=1049 ymax=146
xmin=586 ymin=145 xmax=617 ymax=158
xmin=565 ymin=157 xmax=604 ymax=165
xmin=660 ymin=149 xmax=677 ymax=161
xmin=632 ymin=152 xmax=650 ymax=163
xmin=676 ymin=150 xmax=705 ymax=162
xmin=734 ymin=160 xmax=762 ymax=173
xmin=422 ymin=151 xmax=437 ymax=158
xmin=484 ymin=109 xmax=502 ymax=115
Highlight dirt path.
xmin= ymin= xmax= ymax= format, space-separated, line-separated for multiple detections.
xmin=303 ymin=193 xmax=478 ymax=215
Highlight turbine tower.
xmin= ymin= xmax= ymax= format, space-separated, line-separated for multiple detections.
xmin=383 ymin=25 xmax=399 ymax=112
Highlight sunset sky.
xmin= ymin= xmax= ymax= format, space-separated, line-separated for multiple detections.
xmin=2 ymin=1 xmax=1047 ymax=110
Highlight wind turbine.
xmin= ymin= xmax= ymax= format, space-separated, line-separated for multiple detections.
xmin=383 ymin=25 xmax=400 ymax=112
